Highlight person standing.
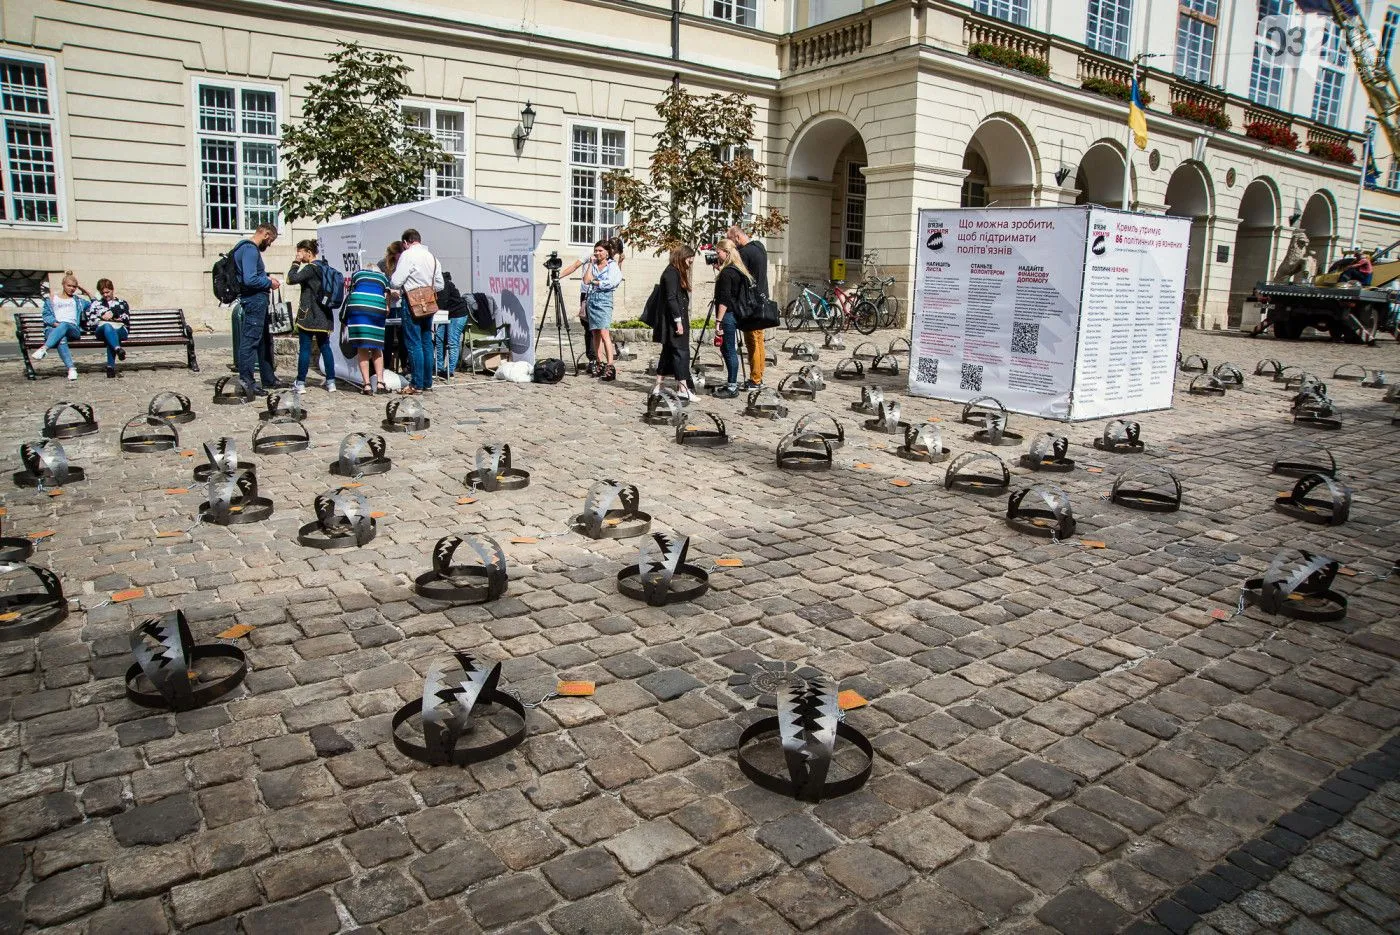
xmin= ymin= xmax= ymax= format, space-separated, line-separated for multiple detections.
xmin=346 ymin=245 xmax=396 ymax=395
xmin=288 ymin=239 xmax=336 ymax=393
xmin=581 ymin=240 xmax=622 ymax=381
xmin=433 ymin=272 xmax=475 ymax=380
xmin=728 ymin=224 xmax=769 ymax=390
xmin=33 ymin=271 xmax=91 ymax=381
xmin=711 ymin=238 xmax=754 ymax=398
xmin=390 ymin=228 xmax=444 ymax=395
xmin=83 ymin=278 xmax=131 ymax=378
xmin=653 ymin=246 xmax=696 ymax=398
xmin=233 ymin=223 xmax=282 ymax=396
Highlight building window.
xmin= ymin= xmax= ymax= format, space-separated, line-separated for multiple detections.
xmin=961 ymin=150 xmax=989 ymax=208
xmin=197 ymin=80 xmax=279 ymax=233
xmin=1086 ymin=0 xmax=1132 ymax=60
xmin=712 ymin=0 xmax=758 ymax=27
xmin=1311 ymin=25 xmax=1348 ymax=126
xmin=1174 ymin=0 xmax=1218 ymax=84
xmin=1388 ymin=157 xmax=1400 ymax=190
xmin=1382 ymin=7 xmax=1400 ymax=64
xmin=843 ymin=162 xmax=866 ymax=263
xmin=0 ymin=55 xmax=60 ymax=226
xmin=403 ymin=104 xmax=468 ymax=198
xmin=974 ymin=0 xmax=1030 ymax=26
xmin=568 ymin=123 xmax=626 ymax=246
xmin=1248 ymin=0 xmax=1292 ymax=109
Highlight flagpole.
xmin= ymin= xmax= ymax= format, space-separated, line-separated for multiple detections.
xmin=1349 ymin=132 xmax=1368 ymax=250
xmin=1122 ymin=55 xmax=1140 ymax=211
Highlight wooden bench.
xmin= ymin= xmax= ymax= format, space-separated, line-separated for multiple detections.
xmin=14 ymin=308 xmax=200 ymax=380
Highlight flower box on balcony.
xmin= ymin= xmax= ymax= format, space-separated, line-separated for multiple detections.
xmin=1307 ymin=139 xmax=1357 ymax=165
xmin=1244 ymin=121 xmax=1299 ymax=150
xmin=1081 ymin=76 xmax=1152 ymax=106
xmin=969 ymin=43 xmax=1050 ymax=79
xmin=1170 ymin=99 xmax=1231 ymax=131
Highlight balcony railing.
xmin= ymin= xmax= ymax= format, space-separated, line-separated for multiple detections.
xmin=1169 ymin=79 xmax=1229 ymax=112
xmin=785 ymin=13 xmax=872 ymax=71
xmin=964 ymin=18 xmax=1049 ymax=63
xmin=1243 ymin=105 xmax=1292 ymax=132
xmin=1306 ymin=124 xmax=1349 ymax=148
xmin=1077 ymin=50 xmax=1131 ymax=87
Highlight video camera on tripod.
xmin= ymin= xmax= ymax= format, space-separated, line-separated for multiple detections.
xmin=543 ymin=251 xmax=564 ymax=278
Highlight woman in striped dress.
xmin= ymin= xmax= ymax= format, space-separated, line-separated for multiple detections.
xmin=345 ymin=244 xmax=399 ymax=395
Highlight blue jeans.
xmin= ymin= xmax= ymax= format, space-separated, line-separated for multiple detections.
xmin=95 ymin=322 xmax=127 ymax=367
xmin=237 ymin=294 xmax=277 ymax=388
xmin=401 ymin=309 xmax=434 ymax=390
xmin=42 ymin=322 xmax=80 ymax=368
xmin=436 ymin=317 xmax=468 ymax=375
xmin=720 ymin=314 xmax=739 ymax=387
xmin=297 ymin=330 xmax=334 ymax=384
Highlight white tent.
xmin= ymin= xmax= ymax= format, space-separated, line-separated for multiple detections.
xmin=316 ymin=195 xmax=547 ymax=384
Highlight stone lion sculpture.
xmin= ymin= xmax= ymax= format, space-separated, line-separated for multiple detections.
xmin=1272 ymin=227 xmax=1313 ymax=282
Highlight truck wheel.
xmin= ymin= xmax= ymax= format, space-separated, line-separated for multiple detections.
xmin=1274 ymin=319 xmax=1303 ymax=340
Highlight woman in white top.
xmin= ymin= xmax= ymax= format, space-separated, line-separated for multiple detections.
xmin=34 ymin=271 xmax=92 ymax=381
xmin=581 ymin=240 xmax=623 ymax=381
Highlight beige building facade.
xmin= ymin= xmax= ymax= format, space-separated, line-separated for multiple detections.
xmin=0 ymin=0 xmax=1391 ymax=333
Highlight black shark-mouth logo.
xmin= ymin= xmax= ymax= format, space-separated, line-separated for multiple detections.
xmin=927 ymin=231 xmax=944 ymax=251
xmin=1091 ymin=234 xmax=1108 ymax=255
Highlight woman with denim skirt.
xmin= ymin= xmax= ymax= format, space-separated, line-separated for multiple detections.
xmin=83 ymin=278 xmax=130 ymax=378
xmin=581 ymin=240 xmax=622 ymax=381
xmin=33 ymin=272 xmax=91 ymax=381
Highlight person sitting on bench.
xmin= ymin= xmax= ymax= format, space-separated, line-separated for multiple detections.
xmin=33 ymin=271 xmax=92 ymax=381
xmin=83 ymin=278 xmax=131 ymax=378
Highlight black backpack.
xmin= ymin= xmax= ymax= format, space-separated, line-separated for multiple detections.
xmin=533 ymin=359 xmax=566 ymax=384
xmin=736 ymin=276 xmax=779 ymax=329
xmin=212 ymin=240 xmax=252 ymax=305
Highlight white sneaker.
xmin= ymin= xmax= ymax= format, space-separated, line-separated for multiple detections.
xmin=32 ymin=347 xmax=46 ymax=361
xmin=292 ymin=380 xmax=306 ymax=393
xmin=66 ymin=368 xmax=77 ymax=381
xmin=325 ymin=380 xmax=337 ymax=392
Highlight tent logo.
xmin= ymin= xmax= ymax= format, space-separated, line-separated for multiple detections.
xmin=1091 ymin=234 xmax=1108 ymax=256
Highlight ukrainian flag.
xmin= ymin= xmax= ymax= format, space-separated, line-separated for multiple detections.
xmin=1128 ymin=78 xmax=1148 ymax=150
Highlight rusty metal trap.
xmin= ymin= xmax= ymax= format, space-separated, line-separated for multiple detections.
xmin=331 ymin=432 xmax=391 ymax=477
xmin=0 ymin=562 xmax=67 ymax=641
xmin=869 ymin=352 xmax=901 ymax=376
xmin=794 ymin=412 xmax=845 ymax=448
xmin=832 ymin=358 xmax=865 ymax=381
xmin=644 ymin=390 xmax=690 ymax=425
xmin=383 ymin=396 xmax=429 ymax=433
xmin=147 ymin=391 xmax=196 ymax=425
xmin=200 ymin=470 xmax=273 ymax=525
xmin=1020 ymin=433 xmax=1074 ymax=472
xmin=260 ymin=391 xmax=305 ymax=422
xmin=13 ymin=439 xmax=84 ymax=488
xmin=571 ymin=480 xmax=653 ymax=539
xmin=971 ymin=411 xmax=1023 ymax=446
xmin=675 ymin=411 xmax=729 ymax=447
xmin=466 ymin=443 xmax=531 ymax=491
xmin=779 ymin=366 xmax=824 ymax=399
xmin=776 ymin=431 xmax=833 ymax=471
xmin=1274 ymin=473 xmax=1351 ymax=526
xmin=896 ymin=422 xmax=949 ymax=463
xmin=1255 ymin=359 xmax=1284 ymax=378
xmin=1281 ymin=369 xmax=1322 ymax=392
xmin=119 ymin=414 xmax=179 ymax=453
xmin=1271 ymin=441 xmax=1336 ymax=478
xmin=211 ymin=376 xmax=254 ymax=406
xmin=297 ymin=487 xmax=377 ymax=549
xmin=1110 ymin=465 xmax=1182 ymax=513
xmin=1092 ymin=419 xmax=1144 ymax=454
xmin=851 ymin=385 xmax=884 ymax=416
xmin=864 ymin=400 xmax=908 ymax=434
xmin=744 ymin=387 xmax=788 ymax=420
xmin=1189 ymin=373 xmax=1227 ymax=397
xmin=414 ymin=534 xmax=509 ymax=604
xmin=944 ymin=451 xmax=1010 ymax=495
xmin=737 ymin=675 xmax=873 ymax=803
xmin=124 ymin=610 xmax=247 ymax=711
xmin=1006 ymin=484 xmax=1076 ymax=538
xmin=42 ymin=401 xmax=98 ymax=439
xmin=391 ymin=653 xmax=527 ymax=766
xmin=617 ymin=531 xmax=711 ymax=606
xmin=1332 ymin=363 xmax=1367 ymax=383
xmin=1243 ymin=550 xmax=1347 ymax=623
xmin=251 ymin=416 xmax=310 ymax=455
xmin=1179 ymin=354 xmax=1208 ymax=373
xmin=193 ymin=437 xmax=255 ymax=484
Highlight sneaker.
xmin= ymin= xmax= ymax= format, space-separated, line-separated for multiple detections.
xmin=601 ymin=365 xmax=616 ymax=382
xmin=292 ymin=380 xmax=306 ymax=393
xmin=740 ymin=379 xmax=762 ymax=391
xmin=116 ymin=347 xmax=126 ymax=362
xmin=106 ymin=366 xmax=116 ymax=379
xmin=67 ymin=367 xmax=78 ymax=382
xmin=263 ymin=379 xmax=284 ymax=391
xmin=245 ymin=382 xmax=268 ymax=397
xmin=712 ymin=385 xmax=738 ymax=399
xmin=585 ymin=361 xmax=599 ymax=377
xmin=676 ymin=386 xmax=694 ymax=401
xmin=32 ymin=347 xmax=46 ymax=361
xmin=325 ymin=381 xmax=337 ymax=393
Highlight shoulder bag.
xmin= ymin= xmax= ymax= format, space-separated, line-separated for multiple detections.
xmin=407 ymin=258 xmax=441 ymax=319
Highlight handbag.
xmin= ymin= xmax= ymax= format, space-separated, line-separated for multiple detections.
xmin=407 ymin=259 xmax=440 ymax=319
xmin=268 ymin=290 xmax=294 ymax=335
xmin=641 ymin=282 xmax=663 ymax=329
xmin=338 ymin=317 xmax=355 ymax=358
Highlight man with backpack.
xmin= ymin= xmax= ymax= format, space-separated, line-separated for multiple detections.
xmin=216 ymin=222 xmax=282 ymax=396
xmin=728 ymin=223 xmax=776 ymax=390
xmin=287 ymin=238 xmax=343 ymax=392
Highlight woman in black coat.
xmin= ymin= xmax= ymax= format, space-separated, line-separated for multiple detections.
xmin=653 ymin=245 xmax=696 ymax=398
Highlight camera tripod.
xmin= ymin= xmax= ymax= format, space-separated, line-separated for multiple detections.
xmin=691 ymin=299 xmax=749 ymax=385
xmin=534 ymin=268 xmax=578 ymax=370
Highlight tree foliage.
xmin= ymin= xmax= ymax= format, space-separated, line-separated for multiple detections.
xmin=272 ymin=42 xmax=447 ymax=223
xmin=604 ymin=85 xmax=787 ymax=253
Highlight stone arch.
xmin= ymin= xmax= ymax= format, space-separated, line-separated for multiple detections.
xmin=1073 ymin=139 xmax=1131 ymax=207
xmin=1166 ymin=162 xmax=1214 ymax=326
xmin=784 ymin=113 xmax=869 ymax=282
xmin=1228 ymin=177 xmax=1281 ymax=327
xmin=1301 ymin=189 xmax=1337 ymax=268
xmin=962 ymin=114 xmax=1040 ymax=206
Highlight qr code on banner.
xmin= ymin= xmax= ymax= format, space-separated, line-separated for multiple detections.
xmin=1011 ymin=322 xmax=1039 ymax=355
xmin=917 ymin=358 xmax=939 ymax=384
xmin=960 ymin=363 xmax=983 ymax=392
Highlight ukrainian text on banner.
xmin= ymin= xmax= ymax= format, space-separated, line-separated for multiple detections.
xmin=908 ymin=207 xmax=1087 ymax=419
xmin=472 ymin=229 xmax=538 ymax=364
xmin=1070 ymin=209 xmax=1190 ymax=419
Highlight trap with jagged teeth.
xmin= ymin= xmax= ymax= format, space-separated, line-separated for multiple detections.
xmin=120 ymin=414 xmax=179 ymax=453
xmin=1110 ymin=465 xmax=1182 ymax=512
xmin=896 ymin=422 xmax=949 ymax=462
xmin=832 ymin=358 xmax=865 ymax=382
xmin=211 ymin=376 xmax=254 ymax=406
xmin=1386 ymin=385 xmax=1400 ymax=404
xmin=1255 ymin=359 xmax=1284 ymax=378
xmin=727 ymin=659 xmax=826 ymax=707
xmin=869 ymin=352 xmax=901 ymax=376
xmin=776 ymin=431 xmax=833 ymax=471
xmin=784 ymin=339 xmax=818 ymax=362
xmin=0 ymin=514 xmax=33 ymax=562
xmin=960 ymin=396 xmax=1006 ymax=427
xmin=200 ymin=470 xmax=273 ymax=525
xmin=124 ymin=610 xmax=248 ymax=711
xmin=1243 ymin=550 xmax=1347 ymax=622
xmin=617 ymin=531 xmax=710 ymax=606
xmin=1189 ymin=373 xmax=1227 ymax=397
xmin=737 ymin=675 xmax=873 ymax=803
xmin=779 ymin=365 xmax=825 ymax=399
xmin=571 ymin=480 xmax=653 ymax=539
xmin=852 ymin=341 xmax=879 ymax=361
xmin=297 ymin=487 xmax=377 ymax=549
xmin=148 ymin=391 xmax=196 ymax=425
xmin=644 ymin=390 xmax=690 ymax=425
xmin=331 ymin=432 xmax=391 ymax=477
xmin=193 ymin=437 xmax=255 ymax=483
xmin=1274 ymin=473 xmax=1351 ymax=526
xmin=1212 ymin=363 xmax=1245 ymax=388
xmin=1272 ymin=441 xmax=1336 ymax=478
xmin=1006 ymin=484 xmax=1076 ymax=538
xmin=42 ymin=401 xmax=98 ymax=439
xmin=1332 ymin=363 xmax=1366 ymax=382
xmin=466 ymin=442 xmax=530 ymax=491
xmin=1179 ymin=354 xmax=1208 ymax=373
xmin=971 ymin=411 xmax=1023 ymax=446
xmin=1020 ymin=433 xmax=1074 ymax=472
xmin=744 ymin=387 xmax=787 ymax=420
xmin=691 ymin=367 xmax=709 ymax=392
xmin=1282 ymin=369 xmax=1321 ymax=392
xmin=251 ymin=416 xmax=310 ymax=454
xmin=851 ymin=385 xmax=883 ymax=416
xmin=888 ymin=337 xmax=910 ymax=356
xmin=675 ymin=411 xmax=729 ymax=447
xmin=945 ymin=451 xmax=1010 ymax=495
xmin=823 ymin=331 xmax=845 ymax=350
xmin=0 ymin=562 xmax=67 ymax=641
xmin=1292 ymin=392 xmax=1341 ymax=430
xmin=383 ymin=396 xmax=429 ymax=433
xmin=614 ymin=340 xmax=637 ymax=361
xmin=794 ymin=412 xmax=845 ymax=448
xmin=1362 ymin=370 xmax=1389 ymax=388
xmin=13 ymin=439 xmax=84 ymax=487
xmin=260 ymin=391 xmax=306 ymax=422
xmin=864 ymin=400 xmax=907 ymax=434
xmin=391 ymin=653 xmax=527 ymax=766
xmin=1093 ymin=419 xmax=1144 ymax=453
xmin=414 ymin=534 xmax=509 ymax=603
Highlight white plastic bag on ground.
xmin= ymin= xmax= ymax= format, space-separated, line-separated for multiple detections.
xmin=493 ymin=360 xmax=533 ymax=383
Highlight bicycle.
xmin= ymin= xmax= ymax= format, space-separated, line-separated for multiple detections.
xmin=858 ymin=250 xmax=900 ymax=329
xmin=784 ymin=281 xmax=842 ymax=332
xmin=821 ymin=280 xmax=879 ymax=334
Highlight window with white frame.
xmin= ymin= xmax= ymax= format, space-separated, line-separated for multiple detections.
xmin=568 ymin=123 xmax=626 ymax=246
xmin=1085 ymin=0 xmax=1132 ymax=60
xmin=1388 ymin=157 xmax=1400 ymax=190
xmin=974 ymin=0 xmax=1030 ymax=26
xmin=0 ymin=55 xmax=61 ymax=226
xmin=843 ymin=162 xmax=866 ymax=263
xmin=706 ymin=145 xmax=758 ymax=243
xmin=712 ymin=0 xmax=758 ymax=27
xmin=1174 ymin=0 xmax=1218 ymax=84
xmin=196 ymin=80 xmax=279 ymax=232
xmin=402 ymin=103 xmax=468 ymax=198
xmin=1382 ymin=7 xmax=1400 ymax=64
xmin=1311 ymin=24 xmax=1348 ymax=126
xmin=1248 ymin=0 xmax=1291 ymax=109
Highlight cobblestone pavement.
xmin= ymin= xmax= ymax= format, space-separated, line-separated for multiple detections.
xmin=0 ymin=328 xmax=1396 ymax=935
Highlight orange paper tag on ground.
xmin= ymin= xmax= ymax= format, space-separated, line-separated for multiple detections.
xmin=228 ymin=505 xmax=243 ymax=513
xmin=715 ymin=558 xmax=744 ymax=567
xmin=837 ymin=690 xmax=868 ymax=710
xmin=854 ymin=463 xmax=872 ymax=470
xmin=341 ymin=482 xmax=363 ymax=489
xmin=28 ymin=530 xmax=54 ymax=540
xmin=891 ymin=479 xmax=912 ymax=487
xmin=1210 ymin=608 xmax=1231 ymax=620
xmin=556 ymin=680 xmax=595 ymax=696
xmin=370 ymin=511 xmax=387 ymax=519
xmin=1339 ymin=567 xmax=1358 ymax=577
xmin=511 ymin=536 xmax=537 ymax=544
xmin=1081 ymin=540 xmax=1107 ymax=549
xmin=1086 ymin=467 xmax=1104 ymax=474
xmin=217 ymin=623 xmax=255 ymax=639
xmin=165 ymin=488 xmax=188 ymax=495
xmin=179 ymin=450 xmax=196 ymax=457
xmin=46 ymin=489 xmax=62 ymax=497
xmin=1287 ymin=593 xmax=1305 ymax=601
xmin=1277 ymin=491 xmax=1293 ymax=498
xmin=112 ymin=588 xmax=145 ymax=603
xmin=456 ymin=497 xmax=477 ymax=505
xmin=927 ymin=416 xmax=942 ymax=423
xmin=0 ymin=612 xmax=20 ymax=623
xmin=409 ymin=434 xmax=426 ymax=441
xmin=604 ymin=518 xmax=621 ymax=527
xmin=156 ymin=531 xmax=184 ymax=538
xmin=0 ymin=508 xmax=8 ymax=517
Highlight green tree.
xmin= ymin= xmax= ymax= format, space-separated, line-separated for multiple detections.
xmin=271 ymin=42 xmax=446 ymax=223
xmin=605 ymin=85 xmax=786 ymax=252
